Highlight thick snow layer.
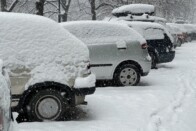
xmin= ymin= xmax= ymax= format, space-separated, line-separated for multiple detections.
xmin=0 ymin=60 xmax=10 ymax=116
xmin=166 ymin=23 xmax=183 ymax=34
xmin=110 ymin=21 xmax=173 ymax=42
xmin=167 ymin=23 xmax=196 ymax=34
xmin=60 ymin=21 xmax=146 ymax=45
xmin=74 ymin=74 xmax=96 ymax=88
xmin=14 ymin=41 xmax=196 ymax=131
xmin=112 ymin=4 xmax=155 ymax=15
xmin=0 ymin=13 xmax=90 ymax=88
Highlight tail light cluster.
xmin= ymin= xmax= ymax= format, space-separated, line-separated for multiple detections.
xmin=141 ymin=43 xmax=148 ymax=49
xmin=0 ymin=109 xmax=3 ymax=131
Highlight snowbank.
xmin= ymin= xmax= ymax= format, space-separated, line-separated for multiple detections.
xmin=60 ymin=21 xmax=146 ymax=45
xmin=112 ymin=4 xmax=155 ymax=16
xmin=0 ymin=13 xmax=90 ymax=88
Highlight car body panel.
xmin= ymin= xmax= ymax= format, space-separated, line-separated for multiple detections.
xmin=61 ymin=21 xmax=151 ymax=82
xmin=88 ymin=42 xmax=151 ymax=80
xmin=0 ymin=13 xmax=95 ymax=111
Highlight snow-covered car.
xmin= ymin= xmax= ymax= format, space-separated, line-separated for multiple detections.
xmin=169 ymin=23 xmax=196 ymax=42
xmin=0 ymin=60 xmax=11 ymax=131
xmin=178 ymin=24 xmax=196 ymax=41
xmin=121 ymin=21 xmax=175 ymax=68
xmin=0 ymin=13 xmax=96 ymax=122
xmin=61 ymin=21 xmax=151 ymax=86
xmin=166 ymin=23 xmax=185 ymax=47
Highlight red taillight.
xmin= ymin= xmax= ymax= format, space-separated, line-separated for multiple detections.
xmin=0 ymin=109 xmax=3 ymax=131
xmin=141 ymin=43 xmax=148 ymax=49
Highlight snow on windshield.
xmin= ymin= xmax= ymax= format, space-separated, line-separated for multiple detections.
xmin=0 ymin=13 xmax=89 ymax=87
xmin=60 ymin=21 xmax=146 ymax=45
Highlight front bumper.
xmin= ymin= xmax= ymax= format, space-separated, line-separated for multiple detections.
xmin=74 ymin=73 xmax=96 ymax=96
xmin=74 ymin=86 xmax=96 ymax=96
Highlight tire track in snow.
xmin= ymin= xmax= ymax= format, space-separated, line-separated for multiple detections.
xmin=145 ymin=70 xmax=194 ymax=131
xmin=144 ymin=43 xmax=196 ymax=131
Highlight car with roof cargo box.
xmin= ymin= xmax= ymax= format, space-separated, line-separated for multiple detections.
xmin=0 ymin=13 xmax=96 ymax=122
xmin=61 ymin=21 xmax=151 ymax=86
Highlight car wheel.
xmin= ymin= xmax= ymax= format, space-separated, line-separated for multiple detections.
xmin=149 ymin=52 xmax=157 ymax=69
xmin=27 ymin=89 xmax=70 ymax=121
xmin=114 ymin=64 xmax=140 ymax=86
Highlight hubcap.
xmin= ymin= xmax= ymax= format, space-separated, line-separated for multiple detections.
xmin=36 ymin=96 xmax=61 ymax=120
xmin=119 ymin=68 xmax=137 ymax=86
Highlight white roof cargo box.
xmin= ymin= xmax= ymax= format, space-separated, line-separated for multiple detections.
xmin=112 ymin=4 xmax=155 ymax=17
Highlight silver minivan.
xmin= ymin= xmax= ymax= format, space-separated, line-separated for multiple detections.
xmin=0 ymin=13 xmax=96 ymax=122
xmin=61 ymin=21 xmax=151 ymax=86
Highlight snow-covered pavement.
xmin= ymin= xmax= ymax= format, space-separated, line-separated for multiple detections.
xmin=13 ymin=41 xmax=196 ymax=131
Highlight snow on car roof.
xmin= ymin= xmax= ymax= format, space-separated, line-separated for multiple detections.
xmin=167 ymin=23 xmax=187 ymax=33
xmin=0 ymin=13 xmax=89 ymax=87
xmin=0 ymin=13 xmax=89 ymax=69
xmin=166 ymin=23 xmax=183 ymax=34
xmin=166 ymin=23 xmax=196 ymax=33
xmin=60 ymin=21 xmax=146 ymax=45
xmin=110 ymin=21 xmax=173 ymax=42
xmin=112 ymin=4 xmax=155 ymax=16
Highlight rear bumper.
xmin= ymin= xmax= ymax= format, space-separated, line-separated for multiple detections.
xmin=74 ymin=86 xmax=96 ymax=96
xmin=158 ymin=51 xmax=175 ymax=63
xmin=139 ymin=57 xmax=151 ymax=77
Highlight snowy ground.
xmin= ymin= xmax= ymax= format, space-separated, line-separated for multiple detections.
xmin=13 ymin=41 xmax=196 ymax=131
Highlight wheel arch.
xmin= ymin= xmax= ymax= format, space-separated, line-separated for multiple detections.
xmin=17 ymin=81 xmax=75 ymax=113
xmin=113 ymin=60 xmax=143 ymax=79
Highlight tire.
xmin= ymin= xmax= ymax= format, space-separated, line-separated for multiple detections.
xmin=114 ymin=64 xmax=140 ymax=86
xmin=149 ymin=52 xmax=157 ymax=69
xmin=26 ymin=89 xmax=70 ymax=121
